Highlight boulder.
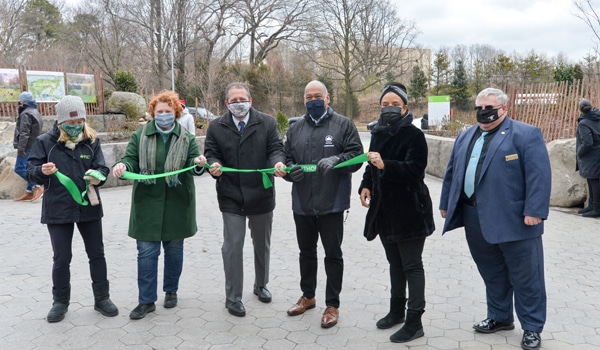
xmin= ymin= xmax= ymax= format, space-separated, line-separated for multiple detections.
xmin=0 ymin=157 xmax=26 ymax=199
xmin=547 ymin=138 xmax=586 ymax=207
xmin=0 ymin=122 xmax=16 ymax=162
xmin=106 ymin=92 xmax=147 ymax=119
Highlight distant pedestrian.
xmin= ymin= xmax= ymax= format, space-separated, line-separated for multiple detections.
xmin=27 ymin=95 xmax=118 ymax=323
xmin=420 ymin=114 xmax=429 ymax=130
xmin=13 ymin=91 xmax=44 ymax=201
xmin=576 ymin=98 xmax=600 ymax=217
xmin=178 ymin=99 xmax=196 ymax=135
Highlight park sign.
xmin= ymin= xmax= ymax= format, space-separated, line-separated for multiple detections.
xmin=66 ymin=73 xmax=97 ymax=103
xmin=26 ymin=70 xmax=66 ymax=102
xmin=0 ymin=69 xmax=21 ymax=103
xmin=427 ymin=95 xmax=451 ymax=128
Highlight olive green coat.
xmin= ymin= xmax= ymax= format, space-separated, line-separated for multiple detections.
xmin=119 ymin=121 xmax=200 ymax=241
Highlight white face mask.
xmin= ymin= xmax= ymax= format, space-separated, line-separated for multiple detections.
xmin=155 ymin=113 xmax=175 ymax=128
xmin=227 ymin=101 xmax=251 ymax=117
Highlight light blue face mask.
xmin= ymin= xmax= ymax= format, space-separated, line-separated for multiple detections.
xmin=155 ymin=113 xmax=175 ymax=128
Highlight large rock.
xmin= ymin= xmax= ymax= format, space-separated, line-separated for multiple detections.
xmin=106 ymin=92 xmax=147 ymax=119
xmin=0 ymin=157 xmax=26 ymax=199
xmin=547 ymin=138 xmax=586 ymax=207
xmin=0 ymin=122 xmax=16 ymax=162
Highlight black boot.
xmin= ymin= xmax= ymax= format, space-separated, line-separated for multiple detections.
xmin=92 ymin=281 xmax=119 ymax=317
xmin=47 ymin=286 xmax=70 ymax=323
xmin=390 ymin=309 xmax=424 ymax=343
xmin=578 ymin=204 xmax=593 ymax=214
xmin=582 ymin=202 xmax=600 ymax=217
xmin=376 ymin=298 xmax=406 ymax=329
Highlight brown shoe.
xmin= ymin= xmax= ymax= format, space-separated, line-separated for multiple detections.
xmin=31 ymin=186 xmax=44 ymax=202
xmin=321 ymin=306 xmax=339 ymax=328
xmin=287 ymin=296 xmax=316 ymax=316
xmin=14 ymin=192 xmax=34 ymax=202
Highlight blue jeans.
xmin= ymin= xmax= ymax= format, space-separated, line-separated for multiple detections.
xmin=14 ymin=150 xmax=34 ymax=192
xmin=136 ymin=239 xmax=184 ymax=304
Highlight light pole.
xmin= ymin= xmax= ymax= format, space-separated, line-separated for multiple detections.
xmin=155 ymin=31 xmax=175 ymax=91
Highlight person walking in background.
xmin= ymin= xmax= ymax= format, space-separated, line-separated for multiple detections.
xmin=204 ymin=82 xmax=287 ymax=317
xmin=27 ymin=95 xmax=118 ymax=323
xmin=420 ymin=113 xmax=429 ymax=130
xmin=13 ymin=91 xmax=44 ymax=202
xmin=178 ymin=99 xmax=196 ymax=135
xmin=440 ymin=87 xmax=551 ymax=350
xmin=284 ymin=80 xmax=363 ymax=328
xmin=359 ymin=83 xmax=435 ymax=343
xmin=112 ymin=90 xmax=206 ymax=320
xmin=576 ymin=98 xmax=600 ymax=217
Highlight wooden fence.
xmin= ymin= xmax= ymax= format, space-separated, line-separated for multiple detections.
xmin=504 ymin=79 xmax=600 ymax=142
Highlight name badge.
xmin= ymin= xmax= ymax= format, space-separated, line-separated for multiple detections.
xmin=505 ymin=154 xmax=518 ymax=161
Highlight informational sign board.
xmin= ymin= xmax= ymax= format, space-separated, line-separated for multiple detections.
xmin=66 ymin=73 xmax=97 ymax=103
xmin=427 ymin=95 xmax=451 ymax=128
xmin=0 ymin=69 xmax=21 ymax=102
xmin=26 ymin=70 xmax=66 ymax=102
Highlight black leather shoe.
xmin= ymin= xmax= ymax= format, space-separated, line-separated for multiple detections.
xmin=253 ymin=286 xmax=272 ymax=303
xmin=227 ymin=301 xmax=246 ymax=317
xmin=473 ymin=318 xmax=515 ymax=333
xmin=129 ymin=303 xmax=156 ymax=320
xmin=164 ymin=292 xmax=177 ymax=308
xmin=521 ymin=331 xmax=541 ymax=349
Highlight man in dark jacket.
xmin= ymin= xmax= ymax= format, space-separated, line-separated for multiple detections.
xmin=576 ymin=98 xmax=600 ymax=217
xmin=204 ymin=82 xmax=287 ymax=317
xmin=13 ymin=91 xmax=44 ymax=201
xmin=284 ymin=80 xmax=363 ymax=328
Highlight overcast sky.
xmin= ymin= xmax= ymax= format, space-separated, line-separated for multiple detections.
xmin=396 ymin=0 xmax=596 ymax=63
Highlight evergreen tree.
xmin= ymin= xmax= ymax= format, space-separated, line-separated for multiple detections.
xmin=451 ymin=60 xmax=470 ymax=110
xmin=409 ymin=65 xmax=428 ymax=105
xmin=431 ymin=49 xmax=452 ymax=95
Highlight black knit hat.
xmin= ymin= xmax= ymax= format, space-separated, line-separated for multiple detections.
xmin=380 ymin=83 xmax=408 ymax=105
xmin=579 ymin=99 xmax=593 ymax=113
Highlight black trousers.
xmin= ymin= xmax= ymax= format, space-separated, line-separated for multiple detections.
xmin=587 ymin=178 xmax=600 ymax=203
xmin=47 ymin=220 xmax=107 ymax=290
xmin=381 ymin=237 xmax=426 ymax=311
xmin=293 ymin=212 xmax=344 ymax=308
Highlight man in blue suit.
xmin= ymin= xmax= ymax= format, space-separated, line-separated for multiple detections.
xmin=439 ymin=88 xmax=551 ymax=350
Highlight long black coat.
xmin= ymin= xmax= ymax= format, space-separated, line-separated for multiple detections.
xmin=576 ymin=108 xmax=600 ymax=179
xmin=358 ymin=115 xmax=435 ymax=242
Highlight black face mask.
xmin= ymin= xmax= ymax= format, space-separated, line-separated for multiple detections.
xmin=476 ymin=108 xmax=500 ymax=124
xmin=380 ymin=106 xmax=404 ymax=125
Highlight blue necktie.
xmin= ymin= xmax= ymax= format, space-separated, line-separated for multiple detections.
xmin=238 ymin=121 xmax=245 ymax=134
xmin=464 ymin=131 xmax=489 ymax=197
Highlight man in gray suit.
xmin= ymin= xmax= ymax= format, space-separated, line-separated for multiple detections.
xmin=204 ymin=82 xmax=287 ymax=317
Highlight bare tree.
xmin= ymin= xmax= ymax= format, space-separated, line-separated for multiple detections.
xmin=573 ymin=0 xmax=600 ymax=54
xmin=0 ymin=0 xmax=28 ymax=65
xmin=307 ymin=0 xmax=419 ymax=118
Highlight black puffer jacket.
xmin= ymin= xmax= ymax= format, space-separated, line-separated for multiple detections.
xmin=204 ymin=108 xmax=285 ymax=216
xmin=284 ymin=107 xmax=363 ymax=216
xmin=576 ymin=108 xmax=600 ymax=178
xmin=27 ymin=122 xmax=109 ymax=224
xmin=358 ymin=113 xmax=435 ymax=242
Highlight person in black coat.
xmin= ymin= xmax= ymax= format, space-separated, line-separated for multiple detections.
xmin=576 ymin=99 xmax=600 ymax=217
xmin=359 ymin=83 xmax=435 ymax=343
xmin=27 ymin=96 xmax=118 ymax=323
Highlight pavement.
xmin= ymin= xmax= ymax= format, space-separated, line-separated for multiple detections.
xmin=1 ymin=133 xmax=600 ymax=350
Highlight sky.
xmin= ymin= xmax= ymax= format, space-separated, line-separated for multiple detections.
xmin=395 ymin=0 xmax=596 ymax=63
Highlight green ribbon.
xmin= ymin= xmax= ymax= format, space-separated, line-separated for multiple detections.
xmin=117 ymin=153 xmax=370 ymax=190
xmin=53 ymin=170 xmax=107 ymax=206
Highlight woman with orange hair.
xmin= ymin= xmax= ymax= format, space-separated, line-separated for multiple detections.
xmin=113 ymin=90 xmax=206 ymax=320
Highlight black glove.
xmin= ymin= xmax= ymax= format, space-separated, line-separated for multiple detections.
xmin=317 ymin=156 xmax=340 ymax=175
xmin=289 ymin=165 xmax=304 ymax=182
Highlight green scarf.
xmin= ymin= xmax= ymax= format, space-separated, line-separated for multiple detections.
xmin=138 ymin=123 xmax=189 ymax=187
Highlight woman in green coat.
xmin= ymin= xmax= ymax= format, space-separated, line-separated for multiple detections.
xmin=113 ymin=90 xmax=206 ymax=320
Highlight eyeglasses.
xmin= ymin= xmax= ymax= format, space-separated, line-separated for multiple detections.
xmin=474 ymin=105 xmax=503 ymax=111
